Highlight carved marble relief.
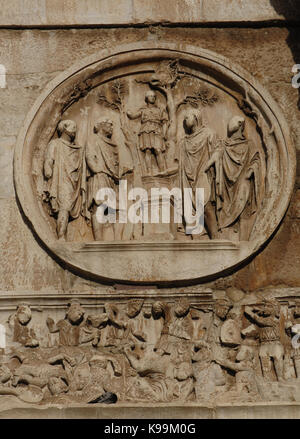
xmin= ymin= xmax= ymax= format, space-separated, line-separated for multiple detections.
xmin=14 ymin=43 xmax=295 ymax=283
xmin=0 ymin=291 xmax=300 ymax=407
xmin=40 ymin=60 xmax=265 ymax=243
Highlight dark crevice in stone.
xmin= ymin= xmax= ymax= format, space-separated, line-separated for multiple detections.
xmin=0 ymin=20 xmax=299 ymax=31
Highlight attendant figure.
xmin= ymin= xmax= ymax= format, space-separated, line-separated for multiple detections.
xmin=86 ymin=119 xmax=119 ymax=241
xmin=180 ymin=111 xmax=218 ymax=238
xmin=43 ymin=119 xmax=86 ymax=240
xmin=205 ymin=116 xmax=261 ymax=240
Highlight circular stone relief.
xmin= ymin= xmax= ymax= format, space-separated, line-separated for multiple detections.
xmin=14 ymin=43 xmax=296 ymax=285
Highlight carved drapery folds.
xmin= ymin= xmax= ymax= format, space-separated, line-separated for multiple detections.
xmin=1 ymin=292 xmax=300 ymax=406
xmin=14 ymin=43 xmax=295 ymax=284
xmin=40 ymin=61 xmax=264 ymax=243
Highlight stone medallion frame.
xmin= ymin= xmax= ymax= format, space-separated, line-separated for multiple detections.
xmin=14 ymin=42 xmax=296 ymax=285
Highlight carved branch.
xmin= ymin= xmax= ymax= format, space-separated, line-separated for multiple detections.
xmin=176 ymin=83 xmax=219 ymax=112
xmin=97 ymin=94 xmax=120 ymax=111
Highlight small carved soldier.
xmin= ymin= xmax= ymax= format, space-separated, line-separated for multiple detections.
xmin=169 ymin=299 xmax=194 ymax=342
xmin=208 ymin=298 xmax=233 ymax=349
xmin=46 ymin=301 xmax=86 ymax=347
xmin=9 ymin=304 xmax=39 ymax=348
xmin=122 ymin=299 xmax=146 ymax=344
xmin=207 ymin=297 xmax=233 ymax=383
xmin=152 ymin=301 xmax=172 ymax=355
xmin=245 ymin=299 xmax=284 ymax=381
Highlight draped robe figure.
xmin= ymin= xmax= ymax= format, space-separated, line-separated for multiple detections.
xmin=180 ymin=111 xmax=218 ymax=238
xmin=43 ymin=119 xmax=87 ymax=240
xmin=181 ymin=125 xmax=216 ymax=204
xmin=205 ymin=115 xmax=261 ymax=240
xmin=86 ymin=119 xmax=119 ymax=241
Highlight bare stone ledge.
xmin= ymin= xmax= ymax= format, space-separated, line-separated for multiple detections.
xmin=78 ymin=240 xmax=239 ymax=252
xmin=0 ymin=0 xmax=299 ymax=28
xmin=1 ymin=402 xmax=300 ymax=419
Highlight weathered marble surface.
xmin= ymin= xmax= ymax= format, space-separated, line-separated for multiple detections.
xmin=0 ymin=26 xmax=299 ymax=291
xmin=1 ymin=289 xmax=300 ymax=411
xmin=0 ymin=1 xmax=299 ymax=419
xmin=2 ymin=402 xmax=300 ymax=419
xmin=0 ymin=0 xmax=299 ymax=27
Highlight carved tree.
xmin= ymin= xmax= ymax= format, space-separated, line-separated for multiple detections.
xmin=137 ymin=60 xmax=219 ymax=168
xmin=97 ymin=79 xmax=142 ymax=176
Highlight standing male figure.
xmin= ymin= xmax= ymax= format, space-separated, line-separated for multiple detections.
xmin=205 ymin=115 xmax=261 ymax=240
xmin=180 ymin=110 xmax=218 ymax=238
xmin=43 ymin=119 xmax=86 ymax=240
xmin=208 ymin=298 xmax=233 ymax=360
xmin=127 ymin=90 xmax=168 ymax=175
xmin=245 ymin=299 xmax=284 ymax=381
xmin=86 ymin=118 xmax=119 ymax=241
xmin=46 ymin=301 xmax=86 ymax=347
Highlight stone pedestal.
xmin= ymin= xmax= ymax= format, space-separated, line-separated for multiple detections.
xmin=141 ymin=176 xmax=177 ymax=241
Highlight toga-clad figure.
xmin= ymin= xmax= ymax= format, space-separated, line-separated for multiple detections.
xmin=86 ymin=118 xmax=119 ymax=241
xmin=43 ymin=119 xmax=86 ymax=240
xmin=205 ymin=115 xmax=261 ymax=240
xmin=180 ymin=110 xmax=218 ymax=238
